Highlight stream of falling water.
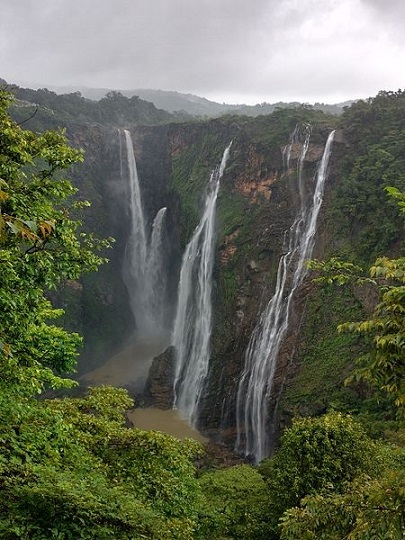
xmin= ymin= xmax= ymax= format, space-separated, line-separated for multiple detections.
xmin=235 ymin=129 xmax=335 ymax=463
xmin=121 ymin=129 xmax=168 ymax=336
xmin=82 ymin=131 xmax=169 ymax=391
xmin=172 ymin=143 xmax=232 ymax=427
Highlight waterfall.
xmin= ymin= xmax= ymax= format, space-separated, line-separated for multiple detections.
xmin=235 ymin=129 xmax=335 ymax=463
xmin=172 ymin=143 xmax=232 ymax=427
xmin=146 ymin=207 xmax=168 ymax=330
xmin=121 ymin=129 xmax=168 ymax=336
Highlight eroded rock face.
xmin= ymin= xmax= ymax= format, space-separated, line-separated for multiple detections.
xmin=65 ymin=117 xmax=343 ymax=454
xmin=145 ymin=346 xmax=175 ymax=409
xmin=196 ymin=131 xmax=342 ymax=449
xmin=235 ymin=147 xmax=278 ymax=203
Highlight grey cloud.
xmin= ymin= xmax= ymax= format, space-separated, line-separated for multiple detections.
xmin=361 ymin=0 xmax=405 ymax=41
xmin=1 ymin=0 xmax=405 ymax=103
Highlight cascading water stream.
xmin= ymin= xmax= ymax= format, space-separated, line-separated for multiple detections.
xmin=235 ymin=129 xmax=335 ymax=463
xmin=146 ymin=207 xmax=168 ymax=330
xmin=172 ymin=143 xmax=232 ymax=427
xmin=121 ymin=129 xmax=168 ymax=336
xmin=122 ymin=129 xmax=147 ymax=316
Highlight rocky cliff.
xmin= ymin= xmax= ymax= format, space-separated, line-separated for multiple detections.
xmin=10 ymin=87 xmax=405 ymax=453
xmin=138 ymin=113 xmax=343 ymax=448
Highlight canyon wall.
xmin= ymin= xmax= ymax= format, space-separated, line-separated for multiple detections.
xmin=11 ymin=88 xmax=405 ymax=453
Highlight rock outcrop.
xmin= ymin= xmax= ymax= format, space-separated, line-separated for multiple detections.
xmin=145 ymin=346 xmax=176 ymax=409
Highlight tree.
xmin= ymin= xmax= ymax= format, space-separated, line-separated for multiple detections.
xmin=280 ymin=447 xmax=405 ymax=539
xmin=198 ymin=464 xmax=271 ymax=539
xmin=259 ymin=413 xmax=377 ymax=538
xmin=0 ymin=386 xmax=203 ymax=539
xmin=0 ymin=89 xmax=111 ymax=393
xmin=309 ymin=188 xmax=405 ymax=411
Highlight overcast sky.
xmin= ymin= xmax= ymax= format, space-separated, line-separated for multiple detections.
xmin=1 ymin=0 xmax=404 ymax=105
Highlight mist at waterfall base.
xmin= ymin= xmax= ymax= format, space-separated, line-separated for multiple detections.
xmin=121 ymin=129 xmax=169 ymax=340
xmin=235 ymin=128 xmax=335 ymax=464
xmin=81 ymin=130 xmax=172 ymax=393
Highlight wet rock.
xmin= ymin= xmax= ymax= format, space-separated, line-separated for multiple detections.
xmin=145 ymin=346 xmax=175 ymax=409
xmin=247 ymin=259 xmax=260 ymax=273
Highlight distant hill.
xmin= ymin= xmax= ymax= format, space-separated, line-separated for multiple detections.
xmin=122 ymin=89 xmax=242 ymax=116
xmin=0 ymin=83 xmax=189 ymax=130
xmin=30 ymin=85 xmax=242 ymax=116
xmin=8 ymin=82 xmax=352 ymax=117
xmin=80 ymin=87 xmax=353 ymax=117
xmin=230 ymin=100 xmax=353 ymax=117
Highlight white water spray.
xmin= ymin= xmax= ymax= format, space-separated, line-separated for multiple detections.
xmin=235 ymin=129 xmax=335 ymax=463
xmin=146 ymin=207 xmax=168 ymax=330
xmin=121 ymin=129 xmax=168 ymax=336
xmin=172 ymin=143 xmax=232 ymax=426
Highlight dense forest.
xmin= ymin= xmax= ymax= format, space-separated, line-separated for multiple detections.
xmin=1 ymin=85 xmax=405 ymax=538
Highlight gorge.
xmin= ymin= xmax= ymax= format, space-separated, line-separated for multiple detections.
xmin=3 ymin=85 xmax=405 ymax=537
xmin=8 ymin=86 xmax=405 ymax=461
xmin=77 ymin=116 xmax=340 ymax=458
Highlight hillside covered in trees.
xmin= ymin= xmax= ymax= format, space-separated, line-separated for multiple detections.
xmin=1 ymin=85 xmax=405 ymax=538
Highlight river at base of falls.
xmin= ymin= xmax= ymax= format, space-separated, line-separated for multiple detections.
xmin=81 ymin=334 xmax=169 ymax=391
xmin=80 ymin=335 xmax=206 ymax=442
xmin=127 ymin=408 xmax=207 ymax=442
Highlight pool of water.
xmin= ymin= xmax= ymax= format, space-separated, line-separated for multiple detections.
xmin=127 ymin=407 xmax=206 ymax=442
xmin=81 ymin=333 xmax=169 ymax=391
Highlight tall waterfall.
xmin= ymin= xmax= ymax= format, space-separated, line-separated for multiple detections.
xmin=235 ymin=129 xmax=335 ymax=463
xmin=172 ymin=143 xmax=232 ymax=427
xmin=121 ymin=129 xmax=168 ymax=336
xmin=146 ymin=207 xmax=168 ymax=331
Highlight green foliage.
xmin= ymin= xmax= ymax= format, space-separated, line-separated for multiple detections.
xmin=0 ymin=95 xmax=205 ymax=538
xmin=280 ymin=180 xmax=405 ymax=537
xmin=221 ymin=107 xmax=336 ymax=147
xmin=198 ymin=465 xmax=271 ymax=539
xmin=340 ymin=255 xmax=405 ymax=410
xmin=221 ymin=268 xmax=238 ymax=305
xmin=217 ymin=189 xmax=247 ymax=239
xmin=9 ymin=85 xmax=175 ymax=130
xmin=330 ymin=90 xmax=405 ymax=262
xmin=229 ymin=101 xmax=345 ymax=118
xmin=0 ymin=386 xmax=203 ymax=539
xmin=260 ymin=413 xmax=378 ymax=535
xmin=171 ymin=150 xmax=210 ymax=244
xmin=280 ymin=445 xmax=405 ymax=539
xmin=170 ymin=127 xmax=229 ymax=245
xmin=282 ymin=283 xmax=365 ymax=414
xmin=0 ymin=89 xmax=112 ymax=392
xmin=311 ymin=193 xmax=405 ymax=410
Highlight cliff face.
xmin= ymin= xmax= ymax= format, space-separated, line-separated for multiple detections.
xmin=13 ymin=89 xmax=405 ymax=453
xmin=60 ymin=115 xmax=348 ymax=450
xmin=191 ymin=126 xmax=338 ymax=445
xmin=136 ymin=116 xmax=344 ymax=448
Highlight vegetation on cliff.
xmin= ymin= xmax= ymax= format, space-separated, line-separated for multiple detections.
xmin=1 ymin=83 xmax=405 ymax=539
xmin=7 ymin=84 xmax=184 ymax=132
xmin=281 ymin=90 xmax=405 ymax=421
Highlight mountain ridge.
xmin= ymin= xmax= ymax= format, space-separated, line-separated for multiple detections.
xmin=2 ymin=78 xmax=352 ymax=117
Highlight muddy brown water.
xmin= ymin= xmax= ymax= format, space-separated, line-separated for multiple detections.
xmin=127 ymin=408 xmax=206 ymax=442
xmin=81 ymin=334 xmax=169 ymax=391
xmin=81 ymin=334 xmax=205 ymax=441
